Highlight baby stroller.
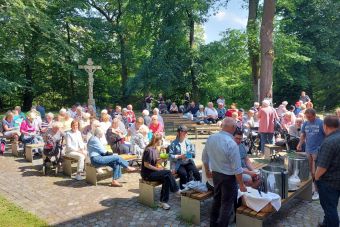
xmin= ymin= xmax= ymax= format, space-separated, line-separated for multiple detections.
xmin=243 ymin=127 xmax=260 ymax=155
xmin=42 ymin=136 xmax=64 ymax=175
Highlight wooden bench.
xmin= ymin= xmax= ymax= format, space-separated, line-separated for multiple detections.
xmin=179 ymin=161 xmax=266 ymax=225
xmin=264 ymin=144 xmax=284 ymax=159
xmin=161 ymin=113 xmax=183 ymax=119
xmin=236 ymin=178 xmax=312 ymax=227
xmin=25 ymin=143 xmax=45 ymax=162
xmin=86 ymin=154 xmax=138 ymax=186
xmin=181 ymin=190 xmax=213 ymax=225
xmin=252 ymin=162 xmax=267 ymax=170
xmin=171 ymin=119 xmax=196 ymax=131
xmin=193 ymin=125 xmax=221 ymax=139
xmin=139 ymin=161 xmax=203 ymax=208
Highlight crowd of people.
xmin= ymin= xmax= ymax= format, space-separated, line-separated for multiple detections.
xmin=0 ymin=90 xmax=339 ymax=226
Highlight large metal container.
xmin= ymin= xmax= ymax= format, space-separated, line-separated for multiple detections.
xmin=285 ymin=153 xmax=310 ymax=181
xmin=261 ymin=165 xmax=288 ymax=199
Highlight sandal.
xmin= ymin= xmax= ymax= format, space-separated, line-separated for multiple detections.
xmin=110 ymin=183 xmax=123 ymax=187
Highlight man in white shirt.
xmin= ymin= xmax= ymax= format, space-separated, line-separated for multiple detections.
xmin=202 ymin=118 xmax=247 ymax=227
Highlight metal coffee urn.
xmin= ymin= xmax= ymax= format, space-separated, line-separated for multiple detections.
xmin=286 ymin=153 xmax=310 ymax=181
xmin=261 ymin=165 xmax=288 ymax=199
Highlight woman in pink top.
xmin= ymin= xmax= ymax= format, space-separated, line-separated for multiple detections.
xmin=20 ymin=112 xmax=44 ymax=153
xmin=149 ymin=115 xmax=164 ymax=135
xmin=258 ymin=100 xmax=277 ymax=152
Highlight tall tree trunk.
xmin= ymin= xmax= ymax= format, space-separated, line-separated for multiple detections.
xmin=247 ymin=0 xmax=260 ymax=102
xmin=23 ymin=57 xmax=33 ymax=111
xmin=117 ymin=0 xmax=128 ymax=99
xmin=187 ymin=10 xmax=198 ymax=101
xmin=118 ymin=33 xmax=128 ymax=98
xmin=22 ymin=34 xmax=36 ymax=111
xmin=66 ymin=22 xmax=75 ymax=98
xmin=0 ymin=97 xmax=4 ymax=110
xmin=259 ymin=0 xmax=275 ymax=102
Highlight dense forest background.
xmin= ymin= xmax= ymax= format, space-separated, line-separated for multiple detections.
xmin=0 ymin=0 xmax=339 ymax=111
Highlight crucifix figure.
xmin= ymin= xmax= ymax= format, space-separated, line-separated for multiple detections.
xmin=78 ymin=58 xmax=102 ymax=107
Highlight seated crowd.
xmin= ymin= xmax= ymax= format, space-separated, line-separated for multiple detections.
xmin=0 ymin=89 xmax=338 ymax=214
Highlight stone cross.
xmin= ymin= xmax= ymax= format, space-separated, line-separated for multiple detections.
xmin=78 ymin=58 xmax=102 ymax=107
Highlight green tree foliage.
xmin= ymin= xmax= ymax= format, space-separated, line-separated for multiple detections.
xmin=274 ymin=0 xmax=340 ymax=109
xmin=0 ymin=0 xmax=338 ymax=111
xmin=198 ymin=30 xmax=252 ymax=107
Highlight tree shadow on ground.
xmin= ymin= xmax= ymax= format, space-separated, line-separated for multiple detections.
xmin=18 ymin=164 xmax=42 ymax=176
xmin=53 ymin=179 xmax=89 ymax=188
xmin=128 ymin=188 xmax=139 ymax=194
xmin=54 ymin=196 xmax=193 ymax=227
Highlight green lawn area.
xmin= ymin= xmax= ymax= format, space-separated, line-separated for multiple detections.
xmin=0 ymin=195 xmax=48 ymax=227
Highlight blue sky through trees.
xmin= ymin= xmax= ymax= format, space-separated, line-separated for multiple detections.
xmin=204 ymin=1 xmax=248 ymax=43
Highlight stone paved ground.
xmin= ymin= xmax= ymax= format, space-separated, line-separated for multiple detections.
xmin=0 ymin=137 xmax=339 ymax=227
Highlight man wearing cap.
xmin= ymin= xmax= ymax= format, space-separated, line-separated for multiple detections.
xmin=169 ymin=125 xmax=201 ymax=189
xmin=202 ymin=117 xmax=246 ymax=227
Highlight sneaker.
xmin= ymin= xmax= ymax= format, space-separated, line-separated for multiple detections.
xmin=312 ymin=191 xmax=319 ymax=201
xmin=318 ymin=221 xmax=326 ymax=227
xmin=75 ymin=174 xmax=83 ymax=181
xmin=175 ymin=191 xmax=181 ymax=198
xmin=159 ymin=202 xmax=171 ymax=210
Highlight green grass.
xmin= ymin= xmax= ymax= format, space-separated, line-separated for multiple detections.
xmin=0 ymin=195 xmax=48 ymax=227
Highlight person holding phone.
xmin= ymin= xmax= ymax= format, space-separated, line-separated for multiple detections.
xmin=168 ymin=125 xmax=201 ymax=190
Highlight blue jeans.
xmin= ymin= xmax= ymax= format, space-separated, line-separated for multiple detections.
xmin=91 ymin=155 xmax=129 ymax=180
xmin=260 ymin=133 xmax=274 ymax=152
xmin=316 ymin=180 xmax=340 ymax=227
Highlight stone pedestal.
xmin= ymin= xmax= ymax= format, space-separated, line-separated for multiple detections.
xmin=264 ymin=144 xmax=283 ymax=159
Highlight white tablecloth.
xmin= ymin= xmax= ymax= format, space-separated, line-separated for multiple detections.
xmin=238 ymin=187 xmax=281 ymax=212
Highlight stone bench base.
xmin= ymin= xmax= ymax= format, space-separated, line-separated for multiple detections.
xmin=85 ymin=163 xmax=112 ymax=186
xmin=25 ymin=143 xmax=44 ymax=162
xmin=62 ymin=156 xmax=78 ymax=176
xmin=180 ymin=190 xmax=213 ymax=225
xmin=138 ymin=179 xmax=162 ymax=207
xmin=11 ymin=142 xmax=23 ymax=157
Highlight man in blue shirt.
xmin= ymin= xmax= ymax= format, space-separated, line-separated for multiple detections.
xmin=297 ymin=108 xmax=325 ymax=200
xmin=216 ymin=103 xmax=226 ymax=120
xmin=234 ymin=130 xmax=260 ymax=188
xmin=202 ymin=117 xmax=246 ymax=227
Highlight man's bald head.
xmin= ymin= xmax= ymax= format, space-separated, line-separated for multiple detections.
xmin=221 ymin=117 xmax=237 ymax=134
